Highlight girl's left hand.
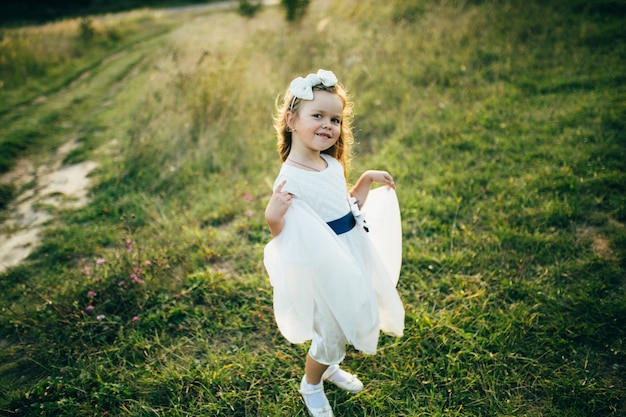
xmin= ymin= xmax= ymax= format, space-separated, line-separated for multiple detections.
xmin=350 ymin=170 xmax=396 ymax=209
xmin=366 ymin=170 xmax=396 ymax=190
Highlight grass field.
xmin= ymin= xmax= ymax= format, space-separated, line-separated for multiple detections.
xmin=1 ymin=0 xmax=625 ymax=415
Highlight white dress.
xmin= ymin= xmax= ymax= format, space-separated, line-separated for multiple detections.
xmin=264 ymin=154 xmax=404 ymax=356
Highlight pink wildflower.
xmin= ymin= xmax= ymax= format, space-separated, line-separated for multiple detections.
xmin=131 ymin=274 xmax=145 ymax=284
xmin=246 ymin=210 xmax=254 ymax=217
xmin=144 ymin=260 xmax=152 ymax=266
xmin=87 ymin=291 xmax=96 ymax=298
xmin=96 ymin=258 xmax=105 ymax=265
xmin=82 ymin=267 xmax=91 ymax=276
xmin=96 ymin=315 xmax=105 ymax=321
xmin=85 ymin=305 xmax=94 ymax=312
xmin=118 ymin=280 xmax=126 ymax=286
xmin=243 ymin=192 xmax=253 ymax=202
xmin=131 ymin=316 xmax=139 ymax=323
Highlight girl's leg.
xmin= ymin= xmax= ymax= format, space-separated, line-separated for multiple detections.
xmin=298 ymin=300 xmax=346 ymax=414
xmin=300 ymin=354 xmax=333 ymax=414
xmin=305 ymin=353 xmax=329 ymax=384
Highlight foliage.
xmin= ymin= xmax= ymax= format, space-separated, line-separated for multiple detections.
xmin=0 ymin=0 xmax=625 ymax=416
xmin=0 ymin=0 xmax=223 ymax=27
xmin=281 ymin=0 xmax=310 ymax=22
xmin=78 ymin=18 xmax=96 ymax=42
xmin=238 ymin=0 xmax=263 ymax=18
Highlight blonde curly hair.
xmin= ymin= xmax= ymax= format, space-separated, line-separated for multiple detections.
xmin=273 ymin=82 xmax=354 ymax=178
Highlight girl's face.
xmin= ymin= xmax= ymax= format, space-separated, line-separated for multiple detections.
xmin=287 ymin=90 xmax=343 ymax=154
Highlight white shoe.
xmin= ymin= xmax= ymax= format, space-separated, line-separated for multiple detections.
xmin=299 ymin=376 xmax=334 ymax=417
xmin=322 ymin=364 xmax=364 ymax=394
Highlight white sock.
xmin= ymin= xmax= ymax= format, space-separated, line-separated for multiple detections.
xmin=301 ymin=376 xmax=329 ymax=409
xmin=325 ymin=365 xmax=352 ymax=383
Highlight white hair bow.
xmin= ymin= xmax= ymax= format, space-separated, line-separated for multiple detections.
xmin=289 ymin=69 xmax=338 ymax=102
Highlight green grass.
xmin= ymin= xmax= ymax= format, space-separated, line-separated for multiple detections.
xmin=1 ymin=0 xmax=625 ymax=415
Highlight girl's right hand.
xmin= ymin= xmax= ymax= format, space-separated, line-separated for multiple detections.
xmin=265 ymin=180 xmax=292 ymax=237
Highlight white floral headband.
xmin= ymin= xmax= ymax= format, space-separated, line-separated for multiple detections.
xmin=289 ymin=69 xmax=338 ymax=110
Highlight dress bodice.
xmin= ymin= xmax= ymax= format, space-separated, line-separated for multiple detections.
xmin=274 ymin=154 xmax=350 ymax=222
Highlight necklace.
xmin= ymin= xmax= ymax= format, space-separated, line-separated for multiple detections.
xmin=287 ymin=156 xmax=327 ymax=172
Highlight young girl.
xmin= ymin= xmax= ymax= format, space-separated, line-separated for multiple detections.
xmin=264 ymin=69 xmax=405 ymax=417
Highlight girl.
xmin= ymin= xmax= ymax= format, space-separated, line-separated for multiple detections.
xmin=264 ymin=69 xmax=404 ymax=417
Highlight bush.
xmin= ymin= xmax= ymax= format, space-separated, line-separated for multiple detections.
xmin=238 ymin=0 xmax=262 ymax=17
xmin=281 ymin=0 xmax=309 ymax=22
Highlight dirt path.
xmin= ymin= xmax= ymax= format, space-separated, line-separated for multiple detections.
xmin=0 ymin=140 xmax=97 ymax=272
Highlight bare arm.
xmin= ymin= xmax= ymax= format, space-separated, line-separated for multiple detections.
xmin=265 ymin=180 xmax=292 ymax=237
xmin=349 ymin=170 xmax=395 ymax=208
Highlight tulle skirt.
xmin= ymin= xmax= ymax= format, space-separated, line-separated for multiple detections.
xmin=264 ymin=187 xmax=404 ymax=354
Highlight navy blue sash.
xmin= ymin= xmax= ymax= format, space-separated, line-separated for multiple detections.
xmin=326 ymin=212 xmax=356 ymax=235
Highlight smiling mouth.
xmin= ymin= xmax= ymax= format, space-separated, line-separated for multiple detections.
xmin=316 ymin=132 xmax=331 ymax=138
